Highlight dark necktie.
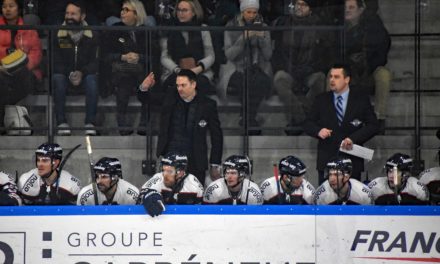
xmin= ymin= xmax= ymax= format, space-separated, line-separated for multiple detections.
xmin=336 ymin=95 xmax=344 ymax=126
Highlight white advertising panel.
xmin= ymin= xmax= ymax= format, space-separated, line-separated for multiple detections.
xmin=1 ymin=206 xmax=439 ymax=264
xmin=0 ymin=206 xmax=316 ymax=264
xmin=316 ymin=215 xmax=440 ymax=264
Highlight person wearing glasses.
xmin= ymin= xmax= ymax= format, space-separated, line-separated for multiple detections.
xmin=159 ymin=0 xmax=216 ymax=95
xmin=102 ymin=0 xmax=151 ymax=135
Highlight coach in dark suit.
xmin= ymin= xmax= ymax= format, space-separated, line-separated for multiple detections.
xmin=303 ymin=63 xmax=379 ymax=184
xmin=140 ymin=69 xmax=223 ymax=185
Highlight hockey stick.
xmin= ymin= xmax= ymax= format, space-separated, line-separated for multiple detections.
xmin=85 ymin=136 xmax=99 ymax=205
xmin=392 ymin=166 xmax=401 ymax=204
xmin=244 ymin=156 xmax=252 ymax=204
xmin=273 ymin=163 xmax=283 ymax=204
xmin=56 ymin=144 xmax=81 ymax=198
xmin=57 ymin=144 xmax=81 ymax=174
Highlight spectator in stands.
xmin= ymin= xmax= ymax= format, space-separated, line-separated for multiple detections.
xmin=77 ymin=157 xmax=139 ymax=205
xmin=139 ymin=152 xmax=204 ymax=217
xmin=222 ymin=0 xmax=272 ymax=135
xmin=52 ymin=0 xmax=99 ymax=136
xmin=260 ymin=155 xmax=315 ymax=204
xmin=103 ymin=0 xmax=150 ymax=135
xmin=419 ymin=167 xmax=440 ymax=205
xmin=368 ymin=153 xmax=430 ymax=205
xmin=18 ymin=143 xmax=82 ymax=205
xmin=303 ymin=63 xmax=379 ymax=184
xmin=0 ymin=171 xmax=22 ymax=205
xmin=103 ymin=0 xmax=156 ymax=26
xmin=272 ymin=0 xmax=326 ymax=135
xmin=144 ymin=69 xmax=223 ymax=186
xmin=205 ymin=0 xmax=239 ymax=79
xmin=39 ymin=0 xmax=100 ymax=25
xmin=0 ymin=0 xmax=42 ymax=135
xmin=203 ymin=155 xmax=263 ymax=204
xmin=314 ymin=157 xmax=373 ymax=205
xmin=160 ymin=0 xmax=216 ymax=95
xmin=344 ymin=0 xmax=391 ymax=133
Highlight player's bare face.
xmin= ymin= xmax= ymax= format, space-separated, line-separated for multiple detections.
xmin=329 ymin=68 xmax=349 ymax=94
xmin=176 ymin=76 xmax=196 ymax=101
xmin=225 ymin=169 xmax=239 ymax=187
xmin=36 ymin=155 xmax=53 ymax=177
xmin=387 ymin=169 xmax=402 ymax=188
xmin=328 ymin=169 xmax=346 ymax=191
xmin=290 ymin=175 xmax=304 ymax=188
xmin=96 ymin=173 xmax=111 ymax=192
xmin=163 ymin=165 xmax=177 ymax=188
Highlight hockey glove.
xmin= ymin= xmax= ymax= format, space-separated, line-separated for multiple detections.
xmin=142 ymin=189 xmax=165 ymax=217
xmin=0 ymin=191 xmax=18 ymax=206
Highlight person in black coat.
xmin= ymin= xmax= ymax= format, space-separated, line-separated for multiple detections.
xmin=140 ymin=69 xmax=223 ymax=186
xmin=103 ymin=0 xmax=150 ymax=135
xmin=303 ymin=63 xmax=379 ymax=184
xmin=52 ymin=0 xmax=99 ymax=136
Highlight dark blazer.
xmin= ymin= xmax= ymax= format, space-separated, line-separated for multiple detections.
xmin=303 ymin=88 xmax=379 ymax=177
xmin=156 ymin=90 xmax=223 ymax=171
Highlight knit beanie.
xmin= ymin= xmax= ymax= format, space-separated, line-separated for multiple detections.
xmin=240 ymin=0 xmax=260 ymax=11
xmin=301 ymin=0 xmax=316 ymax=9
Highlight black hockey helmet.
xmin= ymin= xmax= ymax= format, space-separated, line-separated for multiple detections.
xmin=36 ymin=143 xmax=63 ymax=160
xmin=223 ymin=155 xmax=251 ymax=178
xmin=94 ymin=157 xmax=122 ymax=180
xmin=326 ymin=157 xmax=353 ymax=175
xmin=385 ymin=153 xmax=413 ymax=173
xmin=161 ymin=151 xmax=188 ymax=171
xmin=279 ymin=155 xmax=307 ymax=177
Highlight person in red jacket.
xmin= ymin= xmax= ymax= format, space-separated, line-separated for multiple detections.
xmin=0 ymin=0 xmax=42 ymax=134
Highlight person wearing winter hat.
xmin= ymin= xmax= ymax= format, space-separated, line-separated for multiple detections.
xmin=222 ymin=0 xmax=272 ymax=135
xmin=239 ymin=0 xmax=259 ymax=12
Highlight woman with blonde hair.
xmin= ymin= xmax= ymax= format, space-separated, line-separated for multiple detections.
xmin=104 ymin=0 xmax=151 ymax=135
xmin=160 ymin=0 xmax=216 ymax=95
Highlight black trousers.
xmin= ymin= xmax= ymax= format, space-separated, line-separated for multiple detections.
xmin=0 ymin=68 xmax=32 ymax=127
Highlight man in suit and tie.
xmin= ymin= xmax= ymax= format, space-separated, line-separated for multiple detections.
xmin=303 ymin=63 xmax=379 ymax=184
xmin=148 ymin=69 xmax=223 ymax=186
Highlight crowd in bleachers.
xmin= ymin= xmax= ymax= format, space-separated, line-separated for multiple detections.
xmin=5 ymin=0 xmax=439 ymax=211
xmin=1 ymin=0 xmax=393 ymax=136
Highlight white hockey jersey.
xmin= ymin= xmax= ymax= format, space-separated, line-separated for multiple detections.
xmin=419 ymin=167 xmax=440 ymax=204
xmin=203 ymin=178 xmax=263 ymax=205
xmin=260 ymin=176 xmax=315 ymax=205
xmin=314 ymin=178 xmax=373 ymax=205
xmin=77 ymin=179 xmax=139 ymax=205
xmin=368 ymin=176 xmax=429 ymax=205
xmin=18 ymin=168 xmax=81 ymax=205
xmin=139 ymin=172 xmax=204 ymax=204
xmin=0 ymin=171 xmax=22 ymax=205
